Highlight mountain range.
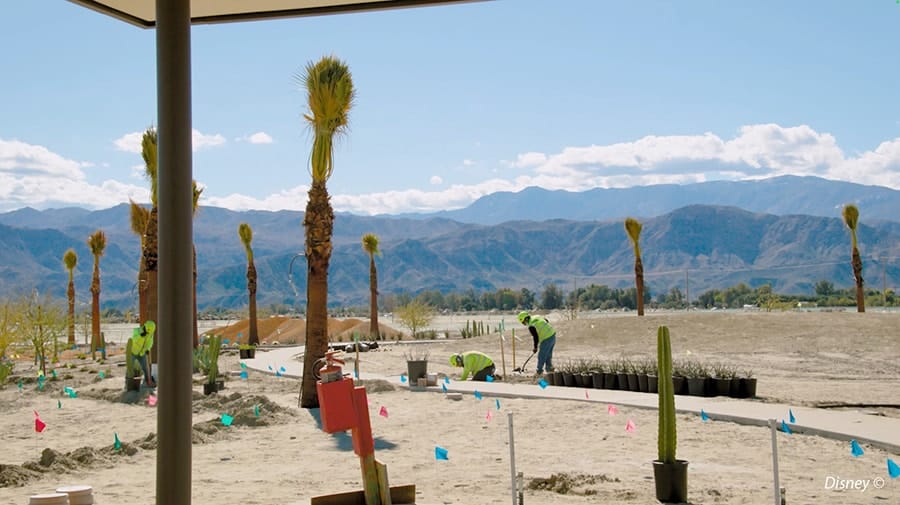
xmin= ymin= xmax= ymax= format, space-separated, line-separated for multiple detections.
xmin=0 ymin=176 xmax=897 ymax=310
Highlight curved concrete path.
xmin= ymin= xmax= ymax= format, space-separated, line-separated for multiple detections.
xmin=242 ymin=345 xmax=900 ymax=454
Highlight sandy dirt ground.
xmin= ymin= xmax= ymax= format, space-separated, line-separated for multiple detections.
xmin=1 ymin=310 xmax=898 ymax=504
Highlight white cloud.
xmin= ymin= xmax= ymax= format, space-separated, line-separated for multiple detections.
xmin=462 ymin=159 xmax=475 ymax=167
xmin=508 ymin=151 xmax=547 ymax=168
xmin=246 ymin=132 xmax=273 ymax=144
xmin=430 ymin=175 xmax=443 ymax=185
xmin=113 ymin=129 xmax=226 ymax=153
xmin=0 ymin=139 xmax=90 ymax=179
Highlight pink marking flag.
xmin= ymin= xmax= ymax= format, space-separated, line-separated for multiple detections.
xmin=379 ymin=406 xmax=389 ymax=418
xmin=486 ymin=410 xmax=493 ymax=422
xmin=607 ymin=404 xmax=618 ymax=415
xmin=148 ymin=394 xmax=158 ymax=407
xmin=34 ymin=411 xmax=46 ymax=433
xmin=584 ymin=390 xmax=590 ymax=400
xmin=625 ymin=419 xmax=636 ymax=433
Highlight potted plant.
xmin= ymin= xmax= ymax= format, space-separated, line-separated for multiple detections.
xmin=646 ymin=359 xmax=658 ymax=394
xmin=239 ymin=343 xmax=256 ymax=360
xmin=591 ymin=361 xmax=605 ymax=389
xmin=653 ymin=326 xmax=688 ymax=503
xmin=685 ymin=362 xmax=708 ymax=397
xmin=738 ymin=369 xmax=757 ymax=398
xmin=203 ymin=334 xmax=222 ymax=395
xmin=712 ymin=363 xmax=735 ymax=397
xmin=124 ymin=339 xmax=141 ymax=392
xmin=404 ymin=346 xmax=429 ymax=385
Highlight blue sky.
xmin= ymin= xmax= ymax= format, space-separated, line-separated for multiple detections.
xmin=1 ymin=0 xmax=899 ymax=215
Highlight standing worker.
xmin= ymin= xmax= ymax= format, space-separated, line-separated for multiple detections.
xmin=518 ymin=311 xmax=556 ymax=376
xmin=131 ymin=320 xmax=156 ymax=388
xmin=449 ymin=351 xmax=497 ymax=381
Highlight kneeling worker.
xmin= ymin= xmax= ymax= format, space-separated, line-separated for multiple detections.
xmin=449 ymin=351 xmax=497 ymax=381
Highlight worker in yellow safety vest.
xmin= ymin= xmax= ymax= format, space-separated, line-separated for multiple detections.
xmin=518 ymin=311 xmax=556 ymax=375
xmin=449 ymin=351 xmax=497 ymax=381
xmin=131 ymin=320 xmax=156 ymax=387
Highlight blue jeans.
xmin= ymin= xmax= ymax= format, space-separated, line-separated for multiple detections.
xmin=536 ymin=334 xmax=556 ymax=374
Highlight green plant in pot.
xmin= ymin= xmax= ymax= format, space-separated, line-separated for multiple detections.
xmin=124 ymin=338 xmax=141 ymax=392
xmin=239 ymin=343 xmax=256 ymax=360
xmin=204 ymin=334 xmax=222 ymax=395
xmin=654 ymin=325 xmax=688 ymax=503
xmin=404 ymin=346 xmax=429 ymax=384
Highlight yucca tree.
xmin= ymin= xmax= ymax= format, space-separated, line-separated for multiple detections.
xmin=298 ymin=55 xmax=355 ymax=408
xmin=192 ymin=180 xmax=203 ymax=349
xmin=141 ymin=127 xmax=160 ymax=362
xmin=238 ymin=223 xmax=259 ymax=347
xmin=842 ymin=204 xmax=865 ymax=313
xmin=625 ymin=217 xmax=645 ymax=316
xmin=63 ymin=249 xmax=77 ymax=346
xmin=87 ymin=230 xmax=106 ymax=358
xmin=361 ymin=233 xmax=381 ymax=339
xmin=129 ymin=199 xmax=150 ymax=322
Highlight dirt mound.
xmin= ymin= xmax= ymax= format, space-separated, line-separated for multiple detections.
xmin=206 ymin=317 xmax=402 ymax=345
xmin=332 ymin=321 xmax=404 ymax=341
xmin=527 ymin=473 xmax=619 ymax=496
xmin=0 ymin=464 xmax=39 ymax=487
xmin=357 ymin=379 xmax=396 ymax=394
xmin=193 ymin=393 xmax=295 ymax=439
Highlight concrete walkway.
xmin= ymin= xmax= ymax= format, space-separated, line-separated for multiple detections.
xmin=242 ymin=345 xmax=900 ymax=454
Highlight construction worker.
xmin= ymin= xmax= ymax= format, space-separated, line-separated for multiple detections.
xmin=131 ymin=320 xmax=156 ymax=387
xmin=518 ymin=311 xmax=556 ymax=375
xmin=449 ymin=351 xmax=497 ymax=381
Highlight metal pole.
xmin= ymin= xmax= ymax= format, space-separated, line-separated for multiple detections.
xmin=508 ymin=412 xmax=517 ymax=505
xmin=156 ymin=0 xmax=194 ymax=503
xmin=769 ymin=419 xmax=780 ymax=505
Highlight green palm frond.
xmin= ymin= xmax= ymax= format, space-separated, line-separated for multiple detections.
xmin=625 ymin=217 xmax=642 ymax=256
xmin=141 ymin=127 xmax=158 ymax=206
xmin=238 ymin=223 xmax=254 ymax=260
xmin=129 ymin=199 xmax=149 ymax=236
xmin=192 ymin=180 xmax=204 ymax=216
xmin=63 ymin=249 xmax=77 ymax=273
xmin=842 ymin=204 xmax=860 ymax=247
xmin=87 ymin=230 xmax=107 ymax=258
xmin=297 ymin=56 xmax=355 ymax=183
xmin=361 ymin=233 xmax=380 ymax=256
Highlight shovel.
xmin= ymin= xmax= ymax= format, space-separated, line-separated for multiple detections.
xmin=513 ymin=352 xmax=536 ymax=373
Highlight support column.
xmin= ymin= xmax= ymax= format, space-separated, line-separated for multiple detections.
xmin=155 ymin=1 xmax=194 ymax=504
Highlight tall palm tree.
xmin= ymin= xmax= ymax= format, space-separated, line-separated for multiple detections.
xmin=842 ymin=204 xmax=865 ymax=313
xmin=63 ymin=249 xmax=77 ymax=346
xmin=192 ymin=180 xmax=203 ymax=349
xmin=238 ymin=223 xmax=259 ymax=346
xmin=298 ymin=55 xmax=355 ymax=408
xmin=129 ymin=199 xmax=150 ymax=322
xmin=141 ymin=127 xmax=160 ymax=362
xmin=87 ymin=230 xmax=106 ymax=358
xmin=625 ymin=217 xmax=645 ymax=316
xmin=361 ymin=233 xmax=380 ymax=339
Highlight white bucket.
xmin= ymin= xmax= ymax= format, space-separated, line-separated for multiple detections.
xmin=56 ymin=485 xmax=93 ymax=505
xmin=28 ymin=493 xmax=68 ymax=505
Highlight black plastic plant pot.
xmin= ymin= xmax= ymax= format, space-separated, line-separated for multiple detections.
xmin=739 ymin=377 xmax=757 ymax=398
xmin=714 ymin=378 xmax=732 ymax=396
xmin=626 ymin=373 xmax=640 ymax=391
xmin=239 ymin=348 xmax=255 ymax=359
xmin=603 ymin=372 xmax=618 ymax=390
xmin=562 ymin=372 xmax=575 ymax=387
xmin=203 ymin=383 xmax=217 ymax=395
xmin=126 ymin=377 xmax=141 ymax=392
xmin=653 ymin=459 xmax=688 ymax=503
xmin=545 ymin=373 xmax=555 ymax=386
xmin=407 ymin=360 xmax=428 ymax=382
xmin=591 ymin=372 xmax=603 ymax=389
xmin=637 ymin=374 xmax=649 ymax=392
xmin=647 ymin=375 xmax=658 ymax=394
xmin=671 ymin=376 xmax=686 ymax=395
xmin=686 ymin=377 xmax=707 ymax=396
xmin=616 ymin=373 xmax=629 ymax=390
xmin=553 ymin=371 xmax=564 ymax=386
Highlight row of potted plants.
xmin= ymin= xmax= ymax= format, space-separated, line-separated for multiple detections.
xmin=544 ymin=358 xmax=757 ymax=398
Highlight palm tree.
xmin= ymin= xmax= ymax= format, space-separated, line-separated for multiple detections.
xmin=141 ymin=127 xmax=160 ymax=362
xmin=361 ymin=233 xmax=380 ymax=339
xmin=298 ymin=55 xmax=355 ymax=408
xmin=238 ymin=223 xmax=259 ymax=347
xmin=87 ymin=230 xmax=106 ymax=358
xmin=192 ymin=180 xmax=203 ymax=349
xmin=129 ymin=199 xmax=150 ymax=322
xmin=625 ymin=217 xmax=645 ymax=316
xmin=842 ymin=204 xmax=865 ymax=313
xmin=63 ymin=249 xmax=77 ymax=346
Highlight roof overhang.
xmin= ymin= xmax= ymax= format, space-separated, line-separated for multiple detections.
xmin=67 ymin=0 xmax=480 ymax=28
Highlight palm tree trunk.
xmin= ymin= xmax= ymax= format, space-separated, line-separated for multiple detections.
xmin=852 ymin=247 xmax=865 ymax=313
xmin=369 ymin=256 xmax=378 ymax=338
xmin=67 ymin=279 xmax=75 ymax=346
xmin=301 ymin=180 xmax=334 ymax=408
xmin=145 ymin=207 xmax=159 ymax=363
xmin=248 ymin=261 xmax=259 ymax=346
xmin=635 ymin=256 xmax=645 ymax=316
xmin=91 ymin=267 xmax=100 ymax=359
xmin=138 ymin=268 xmax=148 ymax=323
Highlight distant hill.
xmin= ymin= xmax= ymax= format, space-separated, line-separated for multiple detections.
xmin=0 ymin=203 xmax=897 ymax=310
xmin=404 ymin=175 xmax=900 ymax=225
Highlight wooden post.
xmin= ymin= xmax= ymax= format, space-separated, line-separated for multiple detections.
xmin=499 ymin=330 xmax=507 ymax=378
xmin=511 ymin=328 xmax=516 ymax=369
xmin=375 ymin=460 xmax=392 ymax=505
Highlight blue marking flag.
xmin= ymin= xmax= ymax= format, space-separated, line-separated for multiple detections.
xmin=51 ymin=370 xmax=57 ymax=379
xmin=444 ymin=376 xmax=450 ymax=385
xmin=538 ymin=378 xmax=548 ymax=389
xmin=495 ymin=399 xmax=501 ymax=410
xmin=474 ymin=391 xmax=482 ymax=400
xmin=700 ymin=410 xmax=709 ymax=422
xmin=267 ymin=365 xmax=273 ymax=371
xmin=486 ymin=375 xmax=494 ymax=382
xmin=354 ymin=369 xmax=359 ymax=379
xmin=280 ymin=366 xmax=286 ymax=373
xmin=780 ymin=420 xmax=792 ymax=435
xmin=57 ymin=400 xmax=61 ymax=409
xmin=254 ymin=404 xmax=260 ymax=418
xmin=98 ymin=371 xmax=105 ymax=379
xmin=850 ymin=439 xmax=864 ymax=457
xmin=400 ymin=374 xmax=407 ymax=383
xmin=888 ymin=458 xmax=900 ymax=479
xmin=789 ymin=409 xmax=796 ymax=424
xmin=239 ymin=371 xmax=248 ymax=380
xmin=221 ymin=413 xmax=234 ymax=426
xmin=441 ymin=383 xmax=448 ymax=393
xmin=435 ymin=446 xmax=449 ymax=461
xmin=275 ymin=370 xmax=282 ymax=377
xmin=17 ymin=380 xmax=23 ymax=391
xmin=223 ymin=339 xmax=230 ymax=345
xmin=114 ymin=433 xmax=122 ymax=451
xmin=240 ymin=362 xmax=247 ymax=369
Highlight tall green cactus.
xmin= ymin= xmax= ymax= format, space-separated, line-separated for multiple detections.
xmin=657 ymin=325 xmax=677 ymax=464
xmin=207 ymin=334 xmax=222 ymax=385
xmin=125 ymin=338 xmax=135 ymax=379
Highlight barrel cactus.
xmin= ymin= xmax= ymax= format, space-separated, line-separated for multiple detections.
xmin=657 ymin=325 xmax=676 ymax=464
